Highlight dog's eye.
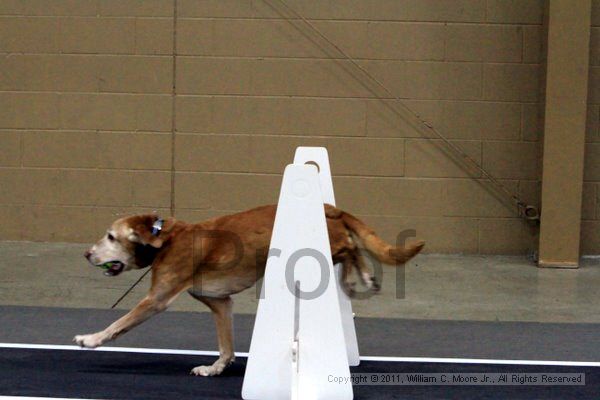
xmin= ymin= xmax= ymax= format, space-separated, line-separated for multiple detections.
xmin=107 ymin=233 xmax=115 ymax=241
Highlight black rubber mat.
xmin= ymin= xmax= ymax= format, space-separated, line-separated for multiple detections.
xmin=3 ymin=305 xmax=600 ymax=362
xmin=1 ymin=347 xmax=598 ymax=399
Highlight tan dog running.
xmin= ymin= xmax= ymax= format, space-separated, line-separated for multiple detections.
xmin=75 ymin=204 xmax=424 ymax=376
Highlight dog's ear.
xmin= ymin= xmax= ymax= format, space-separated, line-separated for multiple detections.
xmin=128 ymin=222 xmax=164 ymax=249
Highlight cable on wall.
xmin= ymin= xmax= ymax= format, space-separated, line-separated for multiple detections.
xmin=267 ymin=0 xmax=541 ymax=224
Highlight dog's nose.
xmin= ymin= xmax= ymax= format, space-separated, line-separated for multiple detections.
xmin=84 ymin=250 xmax=92 ymax=260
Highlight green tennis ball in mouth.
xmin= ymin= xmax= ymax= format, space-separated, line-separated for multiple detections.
xmin=99 ymin=262 xmax=115 ymax=270
xmin=98 ymin=261 xmax=125 ymax=276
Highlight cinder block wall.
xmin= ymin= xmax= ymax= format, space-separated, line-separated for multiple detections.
xmin=0 ymin=0 xmax=175 ymax=243
xmin=0 ymin=0 xmax=591 ymax=255
xmin=583 ymin=0 xmax=600 ymax=254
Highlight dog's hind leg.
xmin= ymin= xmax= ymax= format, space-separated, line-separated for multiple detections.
xmin=340 ymin=253 xmax=357 ymax=297
xmin=190 ymin=295 xmax=235 ymax=377
xmin=354 ymin=249 xmax=381 ymax=293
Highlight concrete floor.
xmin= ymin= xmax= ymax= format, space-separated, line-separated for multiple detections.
xmin=1 ymin=241 xmax=599 ymax=323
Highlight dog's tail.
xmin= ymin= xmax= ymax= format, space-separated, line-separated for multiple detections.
xmin=327 ymin=205 xmax=425 ymax=265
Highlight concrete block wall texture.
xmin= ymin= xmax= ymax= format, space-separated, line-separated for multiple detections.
xmin=583 ymin=0 xmax=600 ymax=254
xmin=0 ymin=0 xmax=591 ymax=255
xmin=0 ymin=0 xmax=175 ymax=243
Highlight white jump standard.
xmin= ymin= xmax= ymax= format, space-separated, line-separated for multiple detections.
xmin=293 ymin=147 xmax=360 ymax=368
xmin=242 ymin=147 xmax=356 ymax=400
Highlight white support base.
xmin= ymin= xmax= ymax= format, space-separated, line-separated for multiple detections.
xmin=242 ymin=163 xmax=353 ymax=400
xmin=293 ymin=147 xmax=360 ymax=366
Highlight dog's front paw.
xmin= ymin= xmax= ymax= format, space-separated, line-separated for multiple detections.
xmin=191 ymin=365 xmax=222 ymax=377
xmin=73 ymin=333 xmax=104 ymax=348
xmin=191 ymin=356 xmax=234 ymax=376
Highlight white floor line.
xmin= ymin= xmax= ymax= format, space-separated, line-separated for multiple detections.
xmin=0 ymin=397 xmax=100 ymax=400
xmin=1 ymin=342 xmax=600 ymax=367
xmin=0 ymin=343 xmax=227 ymax=357
xmin=360 ymin=356 xmax=600 ymax=367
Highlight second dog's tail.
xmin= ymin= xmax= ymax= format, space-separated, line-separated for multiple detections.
xmin=327 ymin=205 xmax=425 ymax=265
